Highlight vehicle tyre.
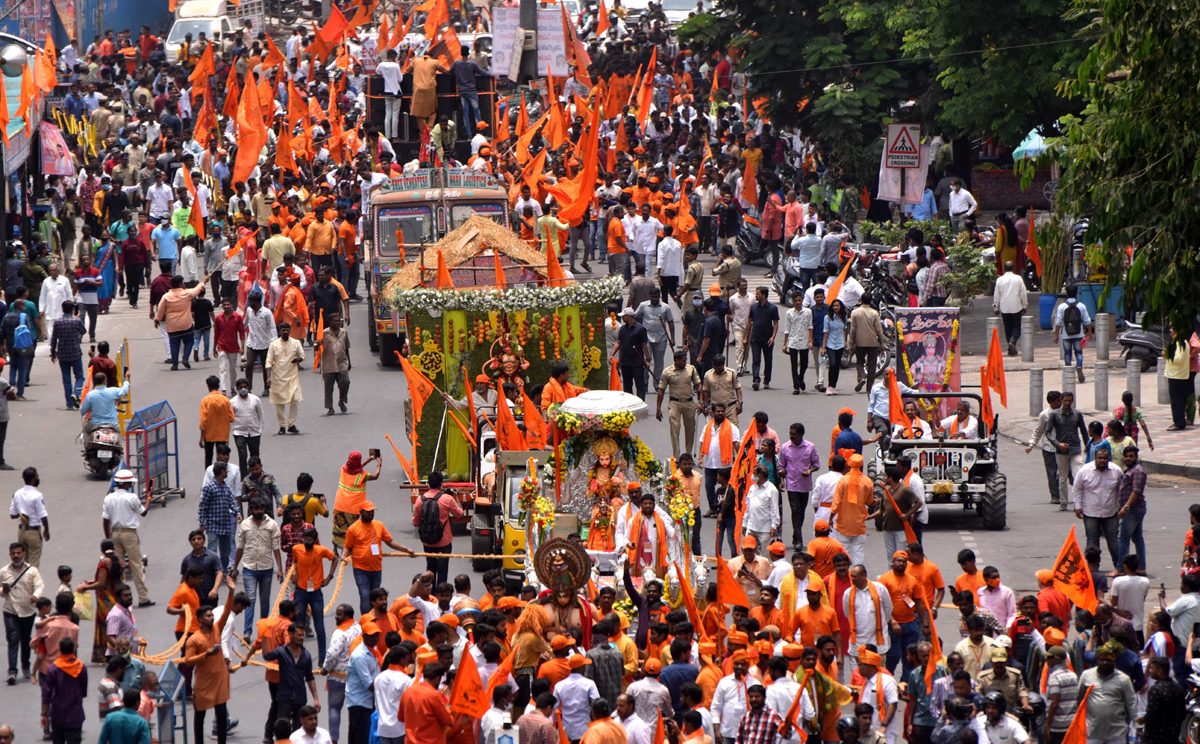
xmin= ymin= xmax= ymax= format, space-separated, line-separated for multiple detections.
xmin=471 ymin=516 xmax=501 ymax=572
xmin=980 ymin=472 xmax=1007 ymax=530
xmin=380 ymin=332 xmax=401 ymax=367
xmin=1186 ymin=712 xmax=1199 ymax=744
xmin=1130 ymin=349 xmax=1156 ymax=372
xmin=367 ymin=308 xmax=379 ymax=353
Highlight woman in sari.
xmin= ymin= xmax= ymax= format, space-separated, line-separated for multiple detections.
xmin=74 ymin=539 xmax=123 ymax=663
xmin=994 ymin=213 xmax=1020 ymax=276
xmin=94 ymin=231 xmax=118 ymax=313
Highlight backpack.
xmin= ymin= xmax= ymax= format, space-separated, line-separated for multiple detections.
xmin=1063 ymin=300 xmax=1083 ymax=336
xmin=417 ymin=492 xmax=445 ymax=545
xmin=12 ymin=313 xmax=33 ymax=353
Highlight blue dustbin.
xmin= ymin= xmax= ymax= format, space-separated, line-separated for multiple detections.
xmin=1039 ymin=293 xmax=1058 ymax=330
xmin=1077 ymin=283 xmax=1125 ymax=320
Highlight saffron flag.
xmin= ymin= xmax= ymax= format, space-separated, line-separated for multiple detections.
xmin=192 ymin=88 xmax=218 ymax=148
xmin=435 ymin=249 xmax=454 ymax=288
xmin=779 ymin=669 xmax=813 ymax=737
xmin=448 ymin=633 xmax=489 ymax=718
xmin=392 ymin=9 xmax=413 ymax=50
xmin=596 ymin=0 xmax=610 ymax=35
xmin=824 ymin=258 xmax=853 ymax=305
xmin=462 ymin=366 xmax=478 ymax=441
xmin=609 ymin=358 xmax=621 ymax=391
xmin=924 ymin=599 xmax=942 ymax=689
xmin=319 ymin=5 xmax=351 ymax=45
xmin=222 ymin=65 xmax=240 ymax=120
xmin=396 ymin=352 xmax=437 ymax=424
xmin=980 ymin=367 xmax=994 ymax=431
xmin=18 ymin=64 xmax=36 ymax=135
xmin=181 ymin=168 xmax=206 ymax=242
xmin=715 ymin=555 xmax=751 ymax=609
xmin=312 ymin=313 xmax=325 ymax=372
xmin=39 ymin=33 xmax=57 ymax=91
xmin=493 ymin=251 xmax=508 ymax=288
xmin=494 ymin=385 xmax=527 ymax=452
xmin=0 ymin=68 xmax=11 ymax=145
xmin=672 ymin=561 xmax=707 ymax=640
xmin=652 ymin=711 xmax=664 ymax=744
xmin=1051 ymin=525 xmax=1098 ymax=613
xmin=385 ymin=433 xmax=419 ymax=483
xmin=545 ymin=225 xmax=567 ymax=287
xmin=262 ymin=36 xmax=286 ymax=70
xmin=886 ymin=369 xmax=911 ymax=436
xmin=484 ymin=648 xmax=515 ymax=700
xmin=881 ymin=483 xmax=918 ymax=545
xmin=424 ymin=0 xmax=449 ymax=39
xmin=557 ymin=710 xmax=570 ymax=744
xmin=1061 ymin=686 xmax=1092 ymax=744
xmin=275 ymin=118 xmax=299 ymax=175
xmin=985 ymin=327 xmax=1008 ymax=407
xmin=741 ymin=157 xmax=756 ymax=210
xmin=232 ymin=71 xmax=268 ymax=186
xmin=636 ymin=47 xmax=656 ymax=125
xmin=377 ymin=13 xmax=390 ymax=51
xmin=522 ymin=389 xmax=548 ymax=449
xmin=1026 ymin=211 xmax=1043 ymax=277
xmin=515 ymin=92 xmax=529 ymax=136
xmin=224 ymin=233 xmax=252 ymax=263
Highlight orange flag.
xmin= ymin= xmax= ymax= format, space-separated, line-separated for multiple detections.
xmin=232 ymin=71 xmax=267 ymax=186
xmin=881 ymin=482 xmax=918 ymax=545
xmin=493 ymin=385 xmax=527 ymax=451
xmin=312 ymin=313 xmax=325 ymax=372
xmin=181 ymin=169 xmax=206 ymax=242
xmin=596 ymin=0 xmax=610 ymax=35
xmin=1061 ymin=686 xmax=1092 ymax=744
xmin=346 ymin=0 xmax=374 ymax=33
xmin=462 ymin=366 xmax=478 ymax=441
xmin=483 ymin=649 xmax=515 ymax=701
xmin=448 ymin=633 xmax=489 ymax=718
xmin=543 ymin=96 xmax=601 ymax=224
xmin=544 ymin=224 xmax=567 ymax=287
xmin=522 ymin=389 xmax=548 ymax=449
xmin=391 ymin=9 xmax=413 ymax=51
xmin=0 ymin=68 xmax=11 ymax=145
xmin=780 ymin=669 xmax=814 ymax=737
xmin=424 ymin=0 xmax=449 ymax=38
xmin=494 ymin=96 xmax=510 ymax=143
xmin=985 ymin=327 xmax=1008 ymax=407
xmin=189 ymin=45 xmax=215 ymax=101
xmin=980 ymin=366 xmax=994 ymax=430
xmin=192 ymin=89 xmax=218 ymax=148
xmin=1026 ymin=211 xmax=1043 ymax=277
xmin=824 ymin=258 xmax=853 ymax=305
xmin=396 ymin=352 xmax=437 ymax=423
xmin=224 ymin=233 xmax=252 ymax=263
xmin=493 ymin=251 xmax=508 ymax=288
xmin=672 ymin=561 xmax=706 ymax=639
xmin=261 ymin=36 xmax=286 ymax=70
xmin=1052 ymin=526 xmax=1098 ymax=613
xmin=741 ymin=156 xmax=757 ymax=209
xmin=715 ymin=555 xmax=751 ymax=608
xmin=609 ymin=358 xmax=621 ymax=391
xmin=276 ymin=119 xmax=299 ymax=175
xmin=434 ymin=249 xmax=454 ymax=288
xmin=221 ymin=65 xmax=240 ymax=120
xmin=39 ymin=33 xmax=57 ymax=92
xmin=886 ymin=369 xmax=911 ymax=436
xmin=319 ymin=5 xmax=351 ymax=44
xmin=924 ymin=601 xmax=943 ymax=688
xmin=636 ymin=47 xmax=656 ymax=124
xmin=18 ymin=64 xmax=36 ymax=135
xmin=652 ymin=711 xmax=664 ymax=744
xmin=306 ymin=20 xmax=332 ymax=61
xmin=515 ymin=92 xmax=529 ymax=136
xmin=377 ymin=13 xmax=390 ymax=51
xmin=385 ymin=433 xmax=420 ymax=483
xmin=557 ymin=710 xmax=570 ymax=744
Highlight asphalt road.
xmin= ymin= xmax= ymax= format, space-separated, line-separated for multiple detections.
xmin=1 ymin=273 xmax=1193 ymax=742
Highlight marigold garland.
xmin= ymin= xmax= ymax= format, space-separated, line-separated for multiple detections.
xmin=898 ymin=319 xmax=960 ymax=416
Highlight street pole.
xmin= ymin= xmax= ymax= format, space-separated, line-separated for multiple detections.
xmin=1094 ymin=363 xmax=1108 ymax=412
xmin=1126 ymin=358 xmax=1141 ymax=407
xmin=1020 ymin=316 xmax=1034 ymax=362
xmin=985 ymin=317 xmax=1000 ymax=343
xmin=1061 ymin=365 xmax=1076 ymax=399
xmin=1158 ymin=364 xmax=1169 ymax=405
xmin=1029 ymin=368 xmax=1044 ymax=418
xmin=1095 ymin=313 xmax=1110 ymax=361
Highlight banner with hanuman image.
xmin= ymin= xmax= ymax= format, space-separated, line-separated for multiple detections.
xmin=894 ymin=307 xmax=961 ymax=422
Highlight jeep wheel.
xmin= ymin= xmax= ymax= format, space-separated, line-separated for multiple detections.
xmin=980 ymin=472 xmax=1007 ymax=530
xmin=471 ymin=517 xmax=500 ymax=571
xmin=380 ymin=332 xmax=401 ymax=367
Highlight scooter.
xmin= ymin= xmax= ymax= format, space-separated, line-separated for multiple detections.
xmin=82 ymin=423 xmax=124 ymax=478
xmin=1116 ymin=317 xmax=1163 ymax=372
xmin=735 ymin=215 xmax=782 ymax=272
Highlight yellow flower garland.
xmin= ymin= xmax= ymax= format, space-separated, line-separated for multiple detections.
xmin=899 ymin=319 xmax=959 ymax=416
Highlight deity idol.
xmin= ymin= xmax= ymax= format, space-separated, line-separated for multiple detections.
xmin=587 ymin=437 xmax=627 ymax=503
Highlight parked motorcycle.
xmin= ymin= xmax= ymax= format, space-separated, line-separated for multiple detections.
xmin=1116 ymin=317 xmax=1163 ymax=372
xmin=736 ymin=215 xmax=782 ymax=272
xmin=1184 ymin=673 xmax=1200 ymax=744
xmin=83 ymin=423 xmax=124 ymax=478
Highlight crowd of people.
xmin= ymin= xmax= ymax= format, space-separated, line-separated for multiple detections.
xmin=1 ymin=1 xmax=1198 ymax=744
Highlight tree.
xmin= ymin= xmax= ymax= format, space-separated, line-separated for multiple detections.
xmin=827 ymin=0 xmax=1087 ymax=146
xmin=1052 ymin=0 xmax=1200 ymax=346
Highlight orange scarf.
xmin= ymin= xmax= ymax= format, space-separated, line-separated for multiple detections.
xmin=54 ymin=654 xmax=83 ymax=678
xmin=701 ymin=419 xmax=734 ymax=465
xmin=847 ymin=582 xmax=884 ymax=645
xmin=860 ymin=669 xmax=888 ymax=720
xmin=627 ymin=510 xmax=668 ymax=571
xmin=350 ymin=635 xmax=385 ymax=667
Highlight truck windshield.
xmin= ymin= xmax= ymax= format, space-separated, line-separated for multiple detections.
xmin=450 ymin=203 xmax=509 ymax=229
xmin=168 ymin=20 xmax=216 ymax=43
xmin=377 ymin=206 xmax=434 ymax=256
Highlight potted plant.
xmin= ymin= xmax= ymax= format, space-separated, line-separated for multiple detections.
xmin=1035 ymin=218 xmax=1072 ymax=329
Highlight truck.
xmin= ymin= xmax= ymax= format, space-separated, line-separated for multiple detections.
xmin=364 ymin=167 xmax=512 ymax=366
xmin=166 ymin=0 xmax=266 ymax=63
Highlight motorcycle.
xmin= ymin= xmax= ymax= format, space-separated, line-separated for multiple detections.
xmin=736 ymin=215 xmax=782 ymax=273
xmin=1185 ymin=673 xmax=1200 ymax=744
xmin=82 ymin=423 xmax=124 ymax=478
xmin=1116 ymin=317 xmax=1163 ymax=372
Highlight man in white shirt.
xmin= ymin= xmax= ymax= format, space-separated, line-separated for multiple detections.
xmin=992 ymin=261 xmax=1028 ymax=355
xmin=728 ymin=279 xmax=752 ymax=374
xmin=480 ymin=686 xmax=512 ymax=743
xmin=939 ymin=400 xmax=980 ymax=439
xmin=557 ymin=655 xmax=601 ymax=740
xmin=290 ymin=705 xmax=333 ymax=744
xmin=376 ymin=49 xmax=404 ymax=141
xmin=979 ymin=692 xmax=1029 ymax=744
xmin=857 ymin=648 xmax=902 ymax=744
xmin=948 ymin=178 xmax=978 ymax=232
xmin=146 ymin=170 xmax=174 ymax=223
xmin=39 ymin=264 xmax=73 ymax=346
xmin=628 ymin=204 xmax=663 ymax=276
xmin=710 ymin=654 xmax=752 ymax=741
xmin=655 ymin=227 xmax=684 ymax=300
xmin=812 ymin=456 xmax=845 ymax=527
xmin=615 ymin=694 xmax=652 ymax=744
xmin=763 ymin=657 xmax=813 ymax=744
xmin=842 ymin=565 xmax=894 ymax=665
xmin=374 ymin=646 xmax=414 ymax=743
xmin=742 ymin=465 xmax=781 ymax=548
xmin=514 ymin=185 xmax=543 ymax=221
xmin=1072 ymin=447 xmax=1123 ymax=568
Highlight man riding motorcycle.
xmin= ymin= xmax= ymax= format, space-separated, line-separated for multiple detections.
xmin=79 ymin=369 xmax=130 ymax=434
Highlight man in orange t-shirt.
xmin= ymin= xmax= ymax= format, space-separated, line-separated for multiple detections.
xmin=794 ymin=584 xmax=840 ymax=648
xmin=829 ymin=454 xmax=874 ymax=566
xmin=904 ymin=542 xmax=946 ymax=620
xmin=340 ymin=501 xmax=414 ymax=614
xmin=876 ymin=550 xmax=930 ymax=679
xmin=291 ymin=527 xmax=336 ymax=661
xmin=198 ymin=376 xmax=236 ymax=467
xmin=397 ymin=662 xmax=454 ymax=744
xmin=537 ymin=635 xmax=574 ymax=690
xmin=168 ymin=568 xmax=204 ymax=637
xmin=607 ymin=206 xmax=627 ymax=278
xmin=953 ymin=549 xmax=986 ymax=596
xmin=806 ymin=519 xmax=848 ymax=582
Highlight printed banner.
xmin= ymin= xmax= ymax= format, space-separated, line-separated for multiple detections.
xmin=893 ymin=307 xmax=961 ymax=421
xmin=40 ymin=122 xmax=75 ymax=176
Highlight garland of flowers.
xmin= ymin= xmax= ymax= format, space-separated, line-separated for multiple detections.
xmin=898 ymin=319 xmax=960 ymax=416
xmin=383 ymin=276 xmax=624 ymax=315
xmin=541 ymin=433 xmax=662 ymax=489
xmin=517 ymin=475 xmax=540 ymax=527
xmin=663 ymin=470 xmax=694 ymax=528
xmin=531 ymin=495 xmax=557 ymax=541
xmin=625 ymin=436 xmax=664 ymax=489
xmin=547 ymin=404 xmax=637 ymax=435
xmin=613 ymin=596 xmax=637 ymax=621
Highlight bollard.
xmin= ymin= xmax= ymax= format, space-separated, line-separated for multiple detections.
xmin=1095 ymin=363 xmax=1109 ymax=412
xmin=1021 ymin=315 xmax=1034 ymax=362
xmin=1126 ymin=358 xmax=1141 ymax=408
xmin=1062 ymin=366 xmax=1076 ymax=398
xmin=985 ymin=317 xmax=1001 ymax=343
xmin=1096 ymin=313 xmax=1110 ymax=361
xmin=1030 ymin=368 xmax=1044 ymax=417
xmin=1158 ymin=364 xmax=1169 ymax=405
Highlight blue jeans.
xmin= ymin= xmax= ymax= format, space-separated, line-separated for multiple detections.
xmin=1062 ymin=338 xmax=1083 ymax=367
xmin=207 ymin=532 xmax=234 ymax=572
xmin=887 ymin=619 xmax=922 ymax=678
xmin=459 ymin=91 xmax=481 ymax=132
xmin=193 ymin=327 xmax=210 ymax=357
xmin=352 ymin=567 xmax=381 ymax=615
xmin=327 ymin=678 xmax=346 ymax=742
xmin=293 ymin=587 xmax=327 ymax=662
xmin=58 ymin=357 xmax=84 ymax=406
xmin=1118 ymin=506 xmax=1147 ymax=570
xmin=168 ymin=329 xmax=195 ymax=368
xmin=8 ymin=353 xmax=30 ymax=397
xmin=242 ymin=567 xmax=275 ymax=637
xmin=716 ymin=517 xmax=736 ymax=557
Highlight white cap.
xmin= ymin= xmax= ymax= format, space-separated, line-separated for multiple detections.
xmin=114 ymin=469 xmax=136 ymax=482
xmin=620 ymin=307 xmax=636 ymax=317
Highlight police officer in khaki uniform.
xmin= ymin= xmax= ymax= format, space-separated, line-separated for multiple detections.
xmin=656 ymin=348 xmax=701 ymax=458
xmin=701 ymin=354 xmax=743 ymax=428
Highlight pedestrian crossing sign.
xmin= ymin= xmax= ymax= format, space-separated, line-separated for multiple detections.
xmin=886 ymin=123 xmax=921 ymax=168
